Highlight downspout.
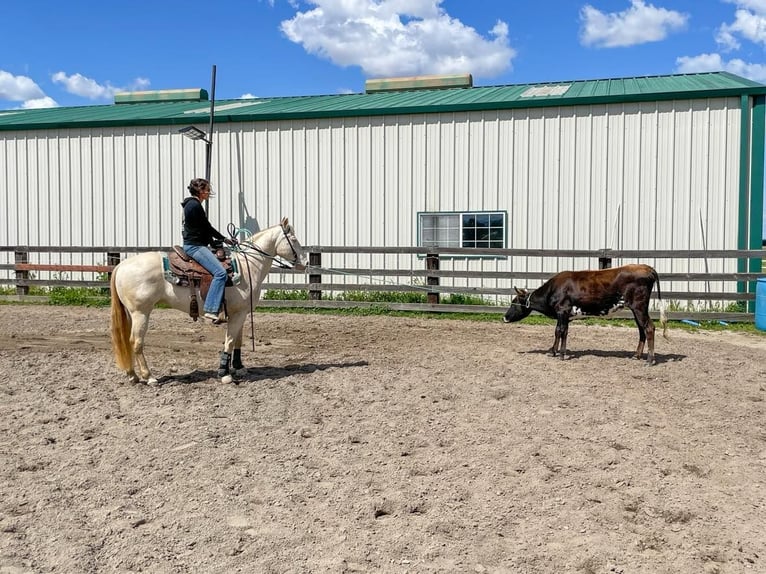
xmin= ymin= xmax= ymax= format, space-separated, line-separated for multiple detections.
xmin=740 ymin=94 xmax=766 ymax=312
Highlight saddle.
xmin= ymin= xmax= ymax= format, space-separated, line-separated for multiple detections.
xmin=164 ymin=246 xmax=238 ymax=321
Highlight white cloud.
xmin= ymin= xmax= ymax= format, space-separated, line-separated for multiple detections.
xmin=0 ymin=70 xmax=46 ymax=101
xmin=52 ymin=72 xmax=116 ymax=100
xmin=580 ymin=0 xmax=688 ymax=48
xmin=240 ymin=93 xmax=258 ymax=99
xmin=51 ymin=72 xmax=150 ymax=101
xmin=717 ymin=1 xmax=766 ymax=50
xmin=723 ymin=0 xmax=766 ymax=13
xmin=279 ymin=0 xmax=515 ymax=78
xmin=676 ymin=52 xmax=766 ymax=83
xmin=21 ymin=96 xmax=58 ymax=109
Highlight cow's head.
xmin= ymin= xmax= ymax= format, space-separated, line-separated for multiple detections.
xmin=503 ymin=287 xmax=533 ymax=323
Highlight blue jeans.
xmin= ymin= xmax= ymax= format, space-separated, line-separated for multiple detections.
xmin=183 ymin=244 xmax=227 ymax=314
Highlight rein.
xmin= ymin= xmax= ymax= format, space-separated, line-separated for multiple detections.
xmin=224 ymin=223 xmax=302 ymax=351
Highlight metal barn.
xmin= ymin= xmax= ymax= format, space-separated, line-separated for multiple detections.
xmin=1 ymin=72 xmax=764 ymax=300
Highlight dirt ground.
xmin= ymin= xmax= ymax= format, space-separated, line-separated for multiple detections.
xmin=0 ymin=305 xmax=765 ymax=574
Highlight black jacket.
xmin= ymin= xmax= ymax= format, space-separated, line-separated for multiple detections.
xmin=181 ymin=197 xmax=225 ymax=246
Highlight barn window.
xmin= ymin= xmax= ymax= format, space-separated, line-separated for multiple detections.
xmin=419 ymin=212 xmax=506 ymax=250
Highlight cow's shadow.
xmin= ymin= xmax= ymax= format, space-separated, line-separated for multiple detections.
xmin=522 ymin=348 xmax=686 ymax=364
xmin=154 ymin=360 xmax=369 ymax=386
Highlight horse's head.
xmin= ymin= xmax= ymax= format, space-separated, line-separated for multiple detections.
xmin=503 ymin=287 xmax=533 ymax=323
xmin=277 ymin=217 xmax=307 ymax=271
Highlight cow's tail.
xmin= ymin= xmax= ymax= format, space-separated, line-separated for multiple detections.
xmin=110 ymin=269 xmax=134 ymax=372
xmin=652 ymin=267 xmax=669 ymax=340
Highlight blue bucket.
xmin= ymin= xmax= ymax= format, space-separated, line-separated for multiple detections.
xmin=756 ymin=278 xmax=766 ymax=332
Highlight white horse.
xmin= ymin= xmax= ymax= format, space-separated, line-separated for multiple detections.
xmin=110 ymin=217 xmax=306 ymax=385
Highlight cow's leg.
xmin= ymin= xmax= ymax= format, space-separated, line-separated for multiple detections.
xmin=644 ymin=314 xmax=656 ymax=365
xmin=554 ymin=316 xmax=570 ymax=359
xmin=550 ymin=324 xmax=561 ymax=356
xmin=632 ymin=314 xmax=647 ymax=360
xmin=550 ymin=330 xmax=560 ymax=356
xmin=632 ymin=308 xmax=656 ymax=365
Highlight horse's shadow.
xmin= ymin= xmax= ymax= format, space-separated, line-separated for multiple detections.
xmin=521 ymin=348 xmax=686 ymax=364
xmin=154 ymin=360 xmax=369 ymax=386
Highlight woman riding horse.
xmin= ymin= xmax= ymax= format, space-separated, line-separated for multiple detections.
xmin=110 ymin=217 xmax=306 ymax=385
xmin=181 ymin=178 xmax=236 ymax=323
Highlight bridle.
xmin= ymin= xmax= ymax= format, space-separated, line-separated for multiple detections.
xmin=228 ymin=223 xmax=302 ymax=269
xmin=277 ymin=224 xmax=302 ymax=268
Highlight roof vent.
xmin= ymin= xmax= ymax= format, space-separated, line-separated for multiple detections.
xmin=520 ymin=85 xmax=571 ymax=97
xmin=114 ymin=88 xmax=209 ymax=104
xmin=365 ymin=73 xmax=473 ymax=94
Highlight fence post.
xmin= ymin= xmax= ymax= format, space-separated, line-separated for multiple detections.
xmin=105 ymin=252 xmax=121 ymax=294
xmin=426 ymin=253 xmax=440 ymax=305
xmin=14 ymin=248 xmax=29 ymax=297
xmin=308 ymin=251 xmax=322 ymax=300
xmin=107 ymin=252 xmax=121 ymax=272
xmin=599 ymin=251 xmax=612 ymax=269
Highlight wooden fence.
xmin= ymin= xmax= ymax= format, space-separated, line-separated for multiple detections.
xmin=1 ymin=245 xmax=764 ymax=322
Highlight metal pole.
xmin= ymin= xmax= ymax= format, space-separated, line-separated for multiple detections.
xmin=205 ymin=64 xmax=217 ymax=211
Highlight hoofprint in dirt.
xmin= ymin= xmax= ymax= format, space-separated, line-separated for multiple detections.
xmin=0 ymin=305 xmax=764 ymax=574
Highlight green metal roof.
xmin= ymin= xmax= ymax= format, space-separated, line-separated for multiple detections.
xmin=2 ymin=72 xmax=765 ymax=132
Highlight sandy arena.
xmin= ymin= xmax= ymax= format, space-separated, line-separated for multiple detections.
xmin=1 ymin=304 xmax=765 ymax=573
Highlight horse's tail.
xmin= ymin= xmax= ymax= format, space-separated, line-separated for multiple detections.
xmin=652 ymin=267 xmax=669 ymax=340
xmin=110 ymin=268 xmax=133 ymax=371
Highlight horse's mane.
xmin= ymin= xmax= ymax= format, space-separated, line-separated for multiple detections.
xmin=249 ymin=224 xmax=276 ymax=242
xmin=233 ymin=222 xmax=289 ymax=258
xmin=247 ymin=220 xmax=291 ymax=245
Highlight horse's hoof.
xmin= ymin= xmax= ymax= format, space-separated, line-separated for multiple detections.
xmin=127 ymin=374 xmax=140 ymax=385
xmin=147 ymin=377 xmax=159 ymax=387
xmin=232 ymin=367 xmax=248 ymax=378
xmin=221 ymin=374 xmax=234 ymax=384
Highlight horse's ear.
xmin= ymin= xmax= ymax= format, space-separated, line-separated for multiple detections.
xmin=280 ymin=216 xmax=289 ymax=229
xmin=514 ymin=287 xmax=528 ymax=296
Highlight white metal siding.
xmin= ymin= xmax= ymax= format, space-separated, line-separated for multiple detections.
xmin=0 ymin=96 xmax=746 ymax=300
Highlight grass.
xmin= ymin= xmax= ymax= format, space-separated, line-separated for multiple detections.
xmin=1 ymin=286 xmax=764 ymax=334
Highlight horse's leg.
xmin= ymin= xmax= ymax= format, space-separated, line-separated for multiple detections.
xmin=219 ymin=311 xmax=248 ymax=381
xmin=125 ymin=364 xmax=139 ymax=385
xmin=231 ymin=321 xmax=247 ymax=377
xmin=129 ymin=310 xmax=156 ymax=385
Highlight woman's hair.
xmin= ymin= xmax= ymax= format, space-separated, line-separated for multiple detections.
xmin=187 ymin=178 xmax=210 ymax=197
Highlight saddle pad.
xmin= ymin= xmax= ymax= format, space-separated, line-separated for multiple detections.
xmin=162 ymin=253 xmax=240 ymax=285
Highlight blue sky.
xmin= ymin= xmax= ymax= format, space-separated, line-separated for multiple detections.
xmin=2 ymin=0 xmax=765 ymax=109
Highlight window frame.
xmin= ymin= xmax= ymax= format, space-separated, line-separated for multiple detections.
xmin=417 ymin=210 xmax=508 ymax=258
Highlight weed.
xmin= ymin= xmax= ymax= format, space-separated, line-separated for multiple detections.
xmin=48 ymin=286 xmax=110 ymax=307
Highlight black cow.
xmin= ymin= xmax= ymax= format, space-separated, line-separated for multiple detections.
xmin=503 ymin=264 xmax=668 ymax=365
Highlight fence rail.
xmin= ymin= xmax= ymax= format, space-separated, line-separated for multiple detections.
xmin=1 ymin=245 xmax=764 ymax=322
